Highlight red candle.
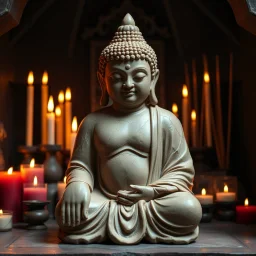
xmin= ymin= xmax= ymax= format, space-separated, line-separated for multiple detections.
xmin=23 ymin=176 xmax=47 ymax=201
xmin=236 ymin=198 xmax=256 ymax=224
xmin=0 ymin=168 xmax=23 ymax=223
xmin=20 ymin=159 xmax=44 ymax=184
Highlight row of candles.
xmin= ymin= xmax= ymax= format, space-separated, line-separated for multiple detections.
xmin=26 ymin=71 xmax=77 ymax=150
xmin=0 ymin=159 xmax=66 ymax=231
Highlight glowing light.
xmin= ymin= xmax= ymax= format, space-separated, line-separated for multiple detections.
xmin=201 ymin=188 xmax=206 ymax=196
xmin=191 ymin=110 xmax=196 ymax=121
xmin=172 ymin=103 xmax=178 ymax=114
xmin=7 ymin=167 xmax=13 ymax=175
xmin=65 ymin=88 xmax=71 ymax=101
xmin=72 ymin=116 xmax=78 ymax=133
xmin=42 ymin=71 xmax=48 ymax=85
xmin=55 ymin=106 xmax=61 ymax=117
xmin=58 ymin=91 xmax=65 ymax=103
xmin=33 ymin=176 xmax=38 ymax=186
xmin=245 ymin=198 xmax=249 ymax=206
xmin=224 ymin=185 xmax=229 ymax=193
xmin=204 ymin=72 xmax=210 ymax=83
xmin=27 ymin=71 xmax=34 ymax=85
xmin=64 ymin=176 xmax=67 ymax=184
xmin=182 ymin=85 xmax=188 ymax=98
xmin=0 ymin=209 xmax=3 ymax=215
xmin=30 ymin=158 xmax=35 ymax=168
xmin=48 ymin=96 xmax=54 ymax=113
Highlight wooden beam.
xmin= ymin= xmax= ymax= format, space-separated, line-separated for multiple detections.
xmin=192 ymin=0 xmax=240 ymax=46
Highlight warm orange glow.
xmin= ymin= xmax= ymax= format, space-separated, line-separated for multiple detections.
xmin=0 ymin=209 xmax=3 ymax=215
xmin=182 ymin=85 xmax=188 ymax=98
xmin=172 ymin=103 xmax=178 ymax=114
xmin=65 ymin=88 xmax=71 ymax=101
xmin=58 ymin=90 xmax=65 ymax=103
xmin=7 ymin=167 xmax=13 ymax=175
xmin=55 ymin=106 xmax=61 ymax=117
xmin=42 ymin=71 xmax=48 ymax=85
xmin=245 ymin=198 xmax=249 ymax=206
xmin=33 ymin=176 xmax=38 ymax=186
xmin=72 ymin=116 xmax=78 ymax=133
xmin=201 ymin=188 xmax=206 ymax=196
xmin=64 ymin=176 xmax=67 ymax=184
xmin=204 ymin=72 xmax=210 ymax=83
xmin=27 ymin=71 xmax=34 ymax=85
xmin=48 ymin=96 xmax=54 ymax=113
xmin=224 ymin=185 xmax=229 ymax=193
xmin=30 ymin=158 xmax=35 ymax=168
xmin=191 ymin=110 xmax=196 ymax=121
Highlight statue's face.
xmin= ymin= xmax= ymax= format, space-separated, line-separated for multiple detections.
xmin=105 ymin=60 xmax=152 ymax=109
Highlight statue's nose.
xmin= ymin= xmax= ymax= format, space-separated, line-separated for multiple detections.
xmin=123 ymin=77 xmax=134 ymax=90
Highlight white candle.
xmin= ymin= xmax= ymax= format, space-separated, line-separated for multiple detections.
xmin=58 ymin=91 xmax=65 ymax=149
xmin=71 ymin=116 xmax=78 ymax=153
xmin=204 ymin=72 xmax=212 ymax=147
xmin=216 ymin=185 xmax=236 ymax=202
xmin=65 ymin=88 xmax=72 ymax=150
xmin=182 ymin=85 xmax=189 ymax=143
xmin=196 ymin=188 xmax=213 ymax=205
xmin=55 ymin=106 xmax=63 ymax=147
xmin=47 ymin=96 xmax=55 ymax=144
xmin=0 ymin=209 xmax=12 ymax=231
xmin=41 ymin=71 xmax=48 ymax=145
xmin=57 ymin=176 xmax=66 ymax=200
xmin=191 ymin=110 xmax=197 ymax=147
xmin=172 ymin=103 xmax=178 ymax=118
xmin=26 ymin=71 xmax=34 ymax=146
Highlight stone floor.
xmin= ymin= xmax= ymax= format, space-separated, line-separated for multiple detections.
xmin=1 ymin=220 xmax=256 ymax=255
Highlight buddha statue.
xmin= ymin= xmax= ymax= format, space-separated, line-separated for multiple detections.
xmin=55 ymin=13 xmax=202 ymax=245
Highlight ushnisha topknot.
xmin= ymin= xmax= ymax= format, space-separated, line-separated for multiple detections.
xmin=98 ymin=13 xmax=158 ymax=78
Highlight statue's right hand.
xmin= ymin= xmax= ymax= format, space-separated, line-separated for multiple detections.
xmin=60 ymin=182 xmax=91 ymax=227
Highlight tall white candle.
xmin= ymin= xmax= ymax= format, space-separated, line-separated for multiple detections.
xmin=71 ymin=116 xmax=77 ymax=154
xmin=191 ymin=110 xmax=197 ymax=147
xmin=58 ymin=91 xmax=65 ymax=148
xmin=26 ymin=71 xmax=34 ymax=146
xmin=172 ymin=103 xmax=178 ymax=118
xmin=55 ymin=106 xmax=63 ymax=147
xmin=204 ymin=72 xmax=212 ymax=147
xmin=65 ymin=88 xmax=72 ymax=150
xmin=47 ymin=96 xmax=55 ymax=144
xmin=182 ymin=85 xmax=189 ymax=144
xmin=41 ymin=71 xmax=48 ymax=145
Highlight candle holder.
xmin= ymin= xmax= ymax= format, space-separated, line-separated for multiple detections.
xmin=201 ymin=204 xmax=214 ymax=223
xmin=215 ymin=201 xmax=236 ymax=221
xmin=18 ymin=145 xmax=38 ymax=164
xmin=0 ymin=210 xmax=12 ymax=231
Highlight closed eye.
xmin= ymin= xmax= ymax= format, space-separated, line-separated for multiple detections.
xmin=133 ymin=72 xmax=146 ymax=82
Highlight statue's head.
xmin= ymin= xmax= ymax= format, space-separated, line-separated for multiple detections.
xmin=97 ymin=14 xmax=159 ymax=109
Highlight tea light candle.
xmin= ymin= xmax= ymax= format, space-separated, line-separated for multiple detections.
xmin=196 ymin=188 xmax=213 ymax=205
xmin=23 ymin=176 xmax=47 ymax=201
xmin=20 ymin=159 xmax=44 ymax=184
xmin=0 ymin=210 xmax=12 ymax=231
xmin=216 ymin=185 xmax=236 ymax=202
xmin=57 ymin=176 xmax=66 ymax=200
xmin=236 ymin=198 xmax=256 ymax=224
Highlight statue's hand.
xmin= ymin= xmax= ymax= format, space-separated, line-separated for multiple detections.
xmin=60 ymin=182 xmax=91 ymax=227
xmin=117 ymin=185 xmax=154 ymax=206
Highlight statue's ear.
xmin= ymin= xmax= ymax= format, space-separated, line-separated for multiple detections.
xmin=149 ymin=69 xmax=160 ymax=106
xmin=97 ymin=71 xmax=109 ymax=106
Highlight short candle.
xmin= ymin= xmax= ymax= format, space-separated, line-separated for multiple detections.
xmin=236 ymin=198 xmax=256 ymax=224
xmin=195 ymin=188 xmax=213 ymax=205
xmin=23 ymin=176 xmax=47 ymax=201
xmin=216 ymin=185 xmax=236 ymax=202
xmin=20 ymin=159 xmax=44 ymax=184
xmin=0 ymin=210 xmax=12 ymax=231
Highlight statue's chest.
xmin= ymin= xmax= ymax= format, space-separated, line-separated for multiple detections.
xmin=94 ymin=112 xmax=151 ymax=157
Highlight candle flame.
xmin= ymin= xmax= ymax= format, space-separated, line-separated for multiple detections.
xmin=204 ymin=72 xmax=210 ymax=83
xmin=27 ymin=71 xmax=34 ymax=85
xmin=55 ymin=106 xmax=61 ymax=117
xmin=33 ymin=176 xmax=38 ymax=186
xmin=201 ymin=188 xmax=206 ymax=196
xmin=48 ymin=96 xmax=54 ymax=113
xmin=172 ymin=103 xmax=178 ymax=114
xmin=224 ymin=185 xmax=228 ymax=193
xmin=30 ymin=158 xmax=35 ymax=168
xmin=42 ymin=71 xmax=48 ymax=85
xmin=64 ymin=176 xmax=67 ymax=184
xmin=72 ymin=116 xmax=78 ymax=132
xmin=65 ymin=87 xmax=71 ymax=101
xmin=7 ymin=167 xmax=13 ymax=175
xmin=58 ymin=90 xmax=65 ymax=103
xmin=245 ymin=198 xmax=249 ymax=206
xmin=191 ymin=110 xmax=196 ymax=121
xmin=0 ymin=209 xmax=3 ymax=215
xmin=182 ymin=85 xmax=188 ymax=98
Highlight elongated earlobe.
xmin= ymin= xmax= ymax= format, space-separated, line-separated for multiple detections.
xmin=97 ymin=71 xmax=109 ymax=106
xmin=149 ymin=69 xmax=160 ymax=106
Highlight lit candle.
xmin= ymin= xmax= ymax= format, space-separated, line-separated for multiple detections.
xmin=47 ymin=96 xmax=55 ymax=144
xmin=216 ymin=185 xmax=236 ymax=202
xmin=0 ymin=209 xmax=12 ymax=231
xmin=172 ymin=103 xmax=178 ymax=118
xmin=65 ymin=88 xmax=72 ymax=150
xmin=23 ymin=176 xmax=47 ymax=201
xmin=26 ymin=71 xmax=34 ymax=146
xmin=195 ymin=188 xmax=213 ymax=205
xmin=182 ymin=85 xmax=189 ymax=143
xmin=0 ymin=167 xmax=23 ymax=223
xmin=55 ymin=106 xmax=63 ymax=147
xmin=41 ymin=71 xmax=48 ymax=144
xmin=204 ymin=72 xmax=212 ymax=147
xmin=20 ymin=158 xmax=44 ymax=184
xmin=191 ymin=110 xmax=197 ymax=147
xmin=58 ymin=91 xmax=65 ymax=148
xmin=71 ymin=116 xmax=77 ymax=153
xmin=57 ymin=176 xmax=66 ymax=200
xmin=236 ymin=198 xmax=256 ymax=224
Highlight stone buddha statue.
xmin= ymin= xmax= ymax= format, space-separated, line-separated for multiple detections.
xmin=56 ymin=13 xmax=202 ymax=245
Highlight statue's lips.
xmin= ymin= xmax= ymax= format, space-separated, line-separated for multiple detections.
xmin=121 ymin=91 xmax=136 ymax=97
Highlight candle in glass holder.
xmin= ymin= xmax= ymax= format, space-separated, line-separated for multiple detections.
xmin=57 ymin=176 xmax=66 ymax=200
xmin=0 ymin=210 xmax=12 ymax=231
xmin=23 ymin=176 xmax=47 ymax=201
xmin=216 ymin=185 xmax=236 ymax=202
xmin=172 ymin=103 xmax=178 ymax=118
xmin=236 ymin=198 xmax=256 ymax=224
xmin=71 ymin=116 xmax=77 ymax=153
xmin=196 ymin=188 xmax=213 ymax=205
